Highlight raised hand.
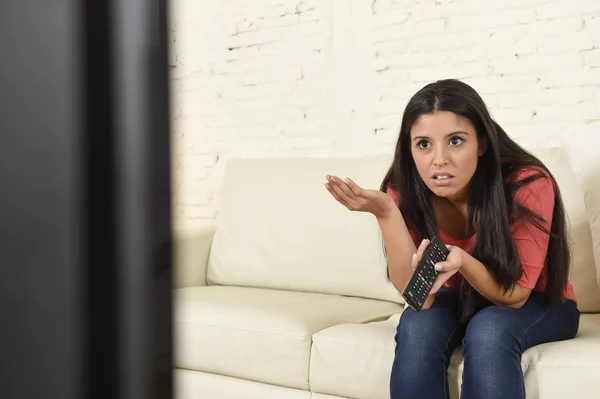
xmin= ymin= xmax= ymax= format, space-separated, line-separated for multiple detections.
xmin=324 ymin=175 xmax=396 ymax=220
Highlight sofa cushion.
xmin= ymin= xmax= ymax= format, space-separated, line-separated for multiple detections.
xmin=526 ymin=146 xmax=600 ymax=312
xmin=207 ymin=154 xmax=404 ymax=304
xmin=174 ymin=285 xmax=403 ymax=390
xmin=174 ymin=369 xmax=312 ymax=399
xmin=310 ymin=313 xmax=600 ymax=399
xmin=448 ymin=314 xmax=600 ymax=399
xmin=309 ymin=314 xmax=400 ymax=399
xmin=561 ymin=122 xmax=600 ymax=292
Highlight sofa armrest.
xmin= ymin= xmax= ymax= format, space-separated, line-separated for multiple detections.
xmin=173 ymin=223 xmax=217 ymax=288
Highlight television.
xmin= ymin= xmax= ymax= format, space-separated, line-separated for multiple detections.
xmin=0 ymin=1 xmax=173 ymax=398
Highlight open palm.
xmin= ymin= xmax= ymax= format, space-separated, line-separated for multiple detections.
xmin=324 ymin=175 xmax=395 ymax=219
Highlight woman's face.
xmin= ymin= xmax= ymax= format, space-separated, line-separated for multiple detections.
xmin=409 ymin=111 xmax=487 ymax=202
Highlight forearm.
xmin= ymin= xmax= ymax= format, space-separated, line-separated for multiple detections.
xmin=377 ymin=208 xmax=417 ymax=293
xmin=459 ymin=252 xmax=527 ymax=308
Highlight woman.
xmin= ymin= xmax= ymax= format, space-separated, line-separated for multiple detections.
xmin=324 ymin=79 xmax=579 ymax=399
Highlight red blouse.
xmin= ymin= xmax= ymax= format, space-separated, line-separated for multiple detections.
xmin=386 ymin=167 xmax=576 ymax=304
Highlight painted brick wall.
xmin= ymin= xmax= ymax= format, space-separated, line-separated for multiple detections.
xmin=170 ymin=0 xmax=600 ymax=229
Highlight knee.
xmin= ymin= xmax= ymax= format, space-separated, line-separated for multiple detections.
xmin=395 ymin=308 xmax=436 ymax=345
xmin=394 ymin=308 xmax=454 ymax=364
xmin=463 ymin=307 xmax=520 ymax=357
xmin=393 ymin=310 xmax=438 ymax=372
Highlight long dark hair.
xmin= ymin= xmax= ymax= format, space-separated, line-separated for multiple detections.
xmin=381 ymin=79 xmax=571 ymax=321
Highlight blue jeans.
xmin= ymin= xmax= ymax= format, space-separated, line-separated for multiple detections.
xmin=390 ymin=288 xmax=580 ymax=399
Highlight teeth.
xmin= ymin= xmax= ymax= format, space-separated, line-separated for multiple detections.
xmin=435 ymin=175 xmax=451 ymax=180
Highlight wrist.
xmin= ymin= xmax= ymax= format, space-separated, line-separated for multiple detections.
xmin=457 ymin=247 xmax=468 ymax=273
xmin=375 ymin=198 xmax=398 ymax=221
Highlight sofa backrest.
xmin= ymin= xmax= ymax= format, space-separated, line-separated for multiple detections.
xmin=206 ymin=154 xmax=405 ymax=304
xmin=207 ymin=146 xmax=600 ymax=312
xmin=526 ymin=146 xmax=600 ymax=313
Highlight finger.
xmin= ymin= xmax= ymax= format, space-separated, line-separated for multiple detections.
xmin=324 ymin=182 xmax=350 ymax=208
xmin=434 ymin=261 xmax=454 ymax=273
xmin=331 ymin=176 xmax=357 ymax=201
xmin=329 ymin=181 xmax=354 ymax=207
xmin=344 ymin=177 xmax=363 ymax=196
xmin=327 ymin=176 xmax=356 ymax=207
xmin=429 ymin=272 xmax=450 ymax=295
xmin=411 ymin=253 xmax=417 ymax=272
xmin=416 ymin=239 xmax=429 ymax=259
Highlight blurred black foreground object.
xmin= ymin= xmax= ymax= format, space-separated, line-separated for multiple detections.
xmin=0 ymin=1 xmax=173 ymax=399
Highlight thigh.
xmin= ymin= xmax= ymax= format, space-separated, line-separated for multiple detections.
xmin=391 ymin=289 xmax=465 ymax=399
xmin=396 ymin=288 xmax=465 ymax=355
xmin=464 ymin=293 xmax=580 ymax=352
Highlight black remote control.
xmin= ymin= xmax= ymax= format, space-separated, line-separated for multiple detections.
xmin=401 ymin=236 xmax=449 ymax=311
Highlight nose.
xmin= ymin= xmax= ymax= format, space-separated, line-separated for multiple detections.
xmin=432 ymin=146 xmax=448 ymax=166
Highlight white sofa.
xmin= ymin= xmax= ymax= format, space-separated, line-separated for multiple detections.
xmin=173 ymin=145 xmax=600 ymax=399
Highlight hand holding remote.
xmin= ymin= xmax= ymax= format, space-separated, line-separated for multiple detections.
xmin=429 ymin=241 xmax=464 ymax=295
xmin=402 ymin=236 xmax=464 ymax=311
xmin=410 ymin=239 xmax=436 ymax=309
xmin=412 ymin=239 xmax=464 ymax=296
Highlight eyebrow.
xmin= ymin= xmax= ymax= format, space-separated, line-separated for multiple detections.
xmin=412 ymin=131 xmax=469 ymax=141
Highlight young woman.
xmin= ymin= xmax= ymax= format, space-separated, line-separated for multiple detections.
xmin=324 ymin=79 xmax=579 ymax=399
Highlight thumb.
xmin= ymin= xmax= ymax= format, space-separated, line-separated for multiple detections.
xmin=434 ymin=261 xmax=451 ymax=273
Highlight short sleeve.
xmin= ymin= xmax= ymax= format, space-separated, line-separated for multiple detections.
xmin=510 ymin=170 xmax=556 ymax=289
xmin=386 ymin=185 xmax=401 ymax=206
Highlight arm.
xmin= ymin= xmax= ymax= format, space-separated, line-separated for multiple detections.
xmin=458 ymin=174 xmax=555 ymax=308
xmin=459 ymin=253 xmax=532 ymax=308
xmin=173 ymin=223 xmax=217 ymax=288
xmin=377 ymin=209 xmax=418 ymax=293
xmin=324 ymin=176 xmax=417 ymax=293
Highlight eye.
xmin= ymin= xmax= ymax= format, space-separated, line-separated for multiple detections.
xmin=417 ymin=140 xmax=430 ymax=149
xmin=449 ymin=136 xmax=463 ymax=146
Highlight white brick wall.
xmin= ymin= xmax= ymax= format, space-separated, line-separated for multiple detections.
xmin=170 ymin=0 xmax=600 ymax=229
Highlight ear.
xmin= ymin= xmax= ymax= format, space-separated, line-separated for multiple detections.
xmin=478 ymin=137 xmax=488 ymax=156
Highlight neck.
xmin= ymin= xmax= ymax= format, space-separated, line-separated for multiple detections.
xmin=445 ymin=186 xmax=469 ymax=214
xmin=444 ymin=196 xmax=468 ymax=215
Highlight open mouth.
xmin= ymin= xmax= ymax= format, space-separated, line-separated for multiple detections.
xmin=432 ymin=173 xmax=454 ymax=180
xmin=431 ymin=173 xmax=455 ymax=186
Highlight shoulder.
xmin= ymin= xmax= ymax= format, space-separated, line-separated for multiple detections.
xmin=507 ymin=165 xmax=550 ymax=182
xmin=507 ymin=166 xmax=556 ymax=210
xmin=511 ymin=166 xmax=554 ymax=189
